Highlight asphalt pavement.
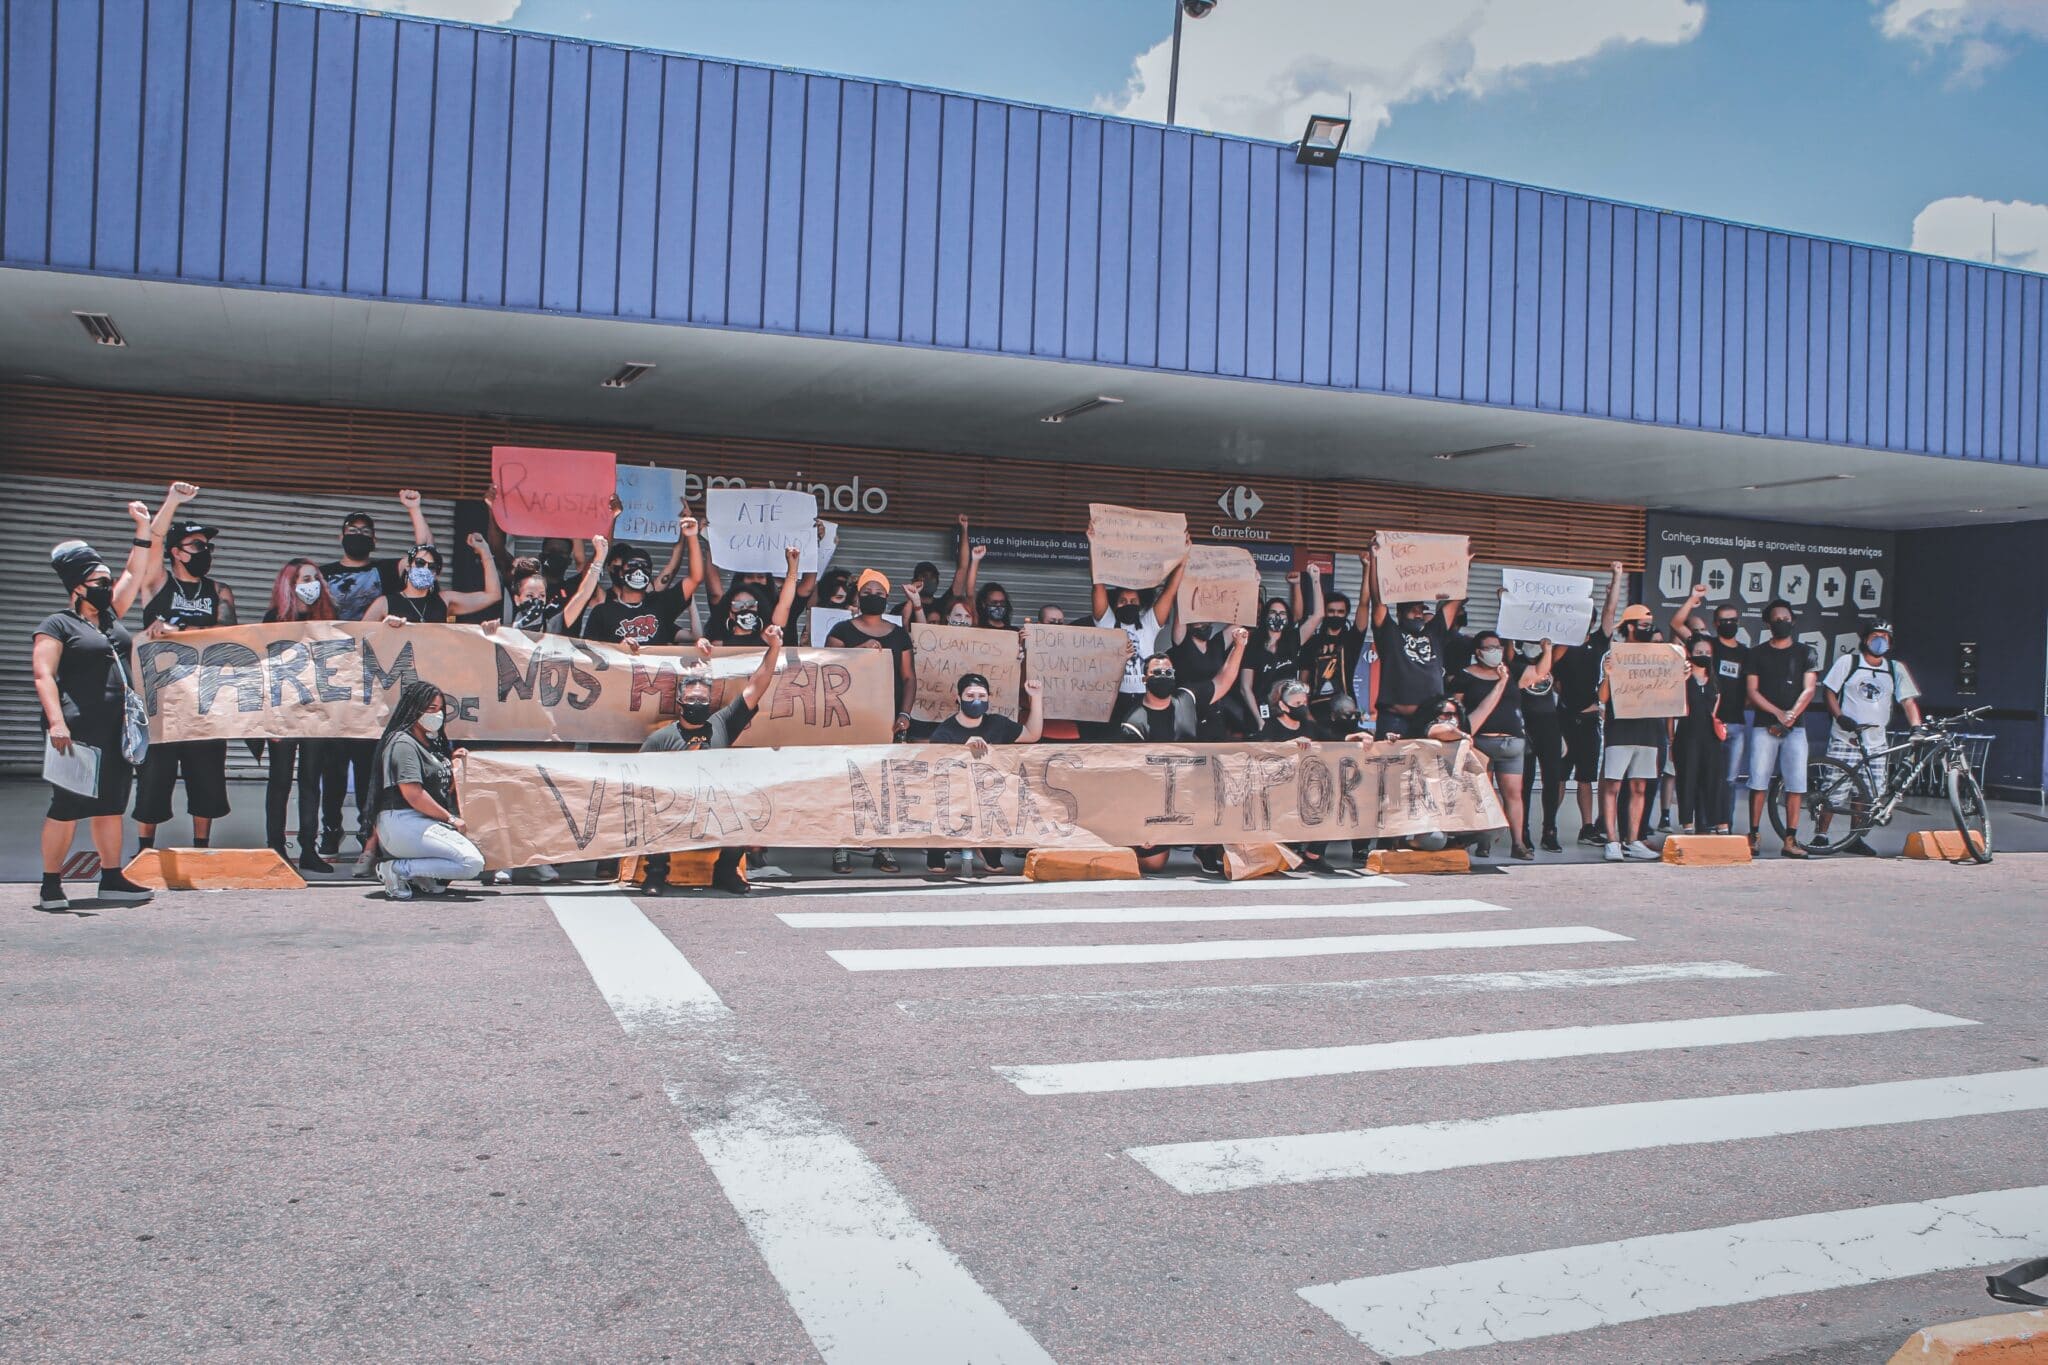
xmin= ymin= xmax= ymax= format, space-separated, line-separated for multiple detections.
xmin=6 ymin=853 xmax=2047 ymax=1363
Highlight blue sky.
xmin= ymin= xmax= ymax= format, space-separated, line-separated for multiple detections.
xmin=377 ymin=0 xmax=2047 ymax=269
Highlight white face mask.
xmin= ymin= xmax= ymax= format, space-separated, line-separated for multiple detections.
xmin=1477 ymin=647 xmax=1504 ymax=667
xmin=1519 ymin=642 xmax=1543 ymax=659
xmin=417 ymin=712 xmax=445 ymax=735
xmin=293 ymin=580 xmax=322 ymax=605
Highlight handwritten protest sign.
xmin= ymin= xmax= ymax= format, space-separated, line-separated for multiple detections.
xmin=1088 ymin=504 xmax=1188 ymax=589
xmin=1373 ymin=530 xmax=1470 ymax=604
xmin=910 ymin=624 xmax=1022 ymax=722
xmin=131 ymin=621 xmax=891 ymax=746
xmin=1021 ymin=623 xmax=1129 ymax=722
xmin=456 ymin=738 xmax=1506 ymax=868
xmin=816 ymin=519 xmax=839 ymax=570
xmin=706 ymin=487 xmax=820 ymax=574
xmin=491 ymin=446 xmax=617 ymax=538
xmin=612 ymin=465 xmax=683 ymax=542
xmin=1176 ymin=545 xmax=1261 ymax=626
xmin=1605 ymin=642 xmax=1688 ymax=719
xmin=1495 ymin=566 xmax=1597 ymax=644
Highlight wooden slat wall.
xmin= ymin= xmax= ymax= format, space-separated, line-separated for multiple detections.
xmin=0 ymin=383 xmax=1645 ymax=570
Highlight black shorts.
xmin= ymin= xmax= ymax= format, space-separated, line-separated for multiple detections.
xmin=48 ymin=753 xmax=135 ymax=822
xmin=1561 ymin=712 xmax=1602 ymax=783
xmin=133 ymin=740 xmax=232 ymax=823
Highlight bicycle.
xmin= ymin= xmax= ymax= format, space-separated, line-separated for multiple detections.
xmin=1765 ymin=706 xmax=1993 ymax=863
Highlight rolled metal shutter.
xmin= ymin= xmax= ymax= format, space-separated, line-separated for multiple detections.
xmin=3 ymin=475 xmax=455 ymax=774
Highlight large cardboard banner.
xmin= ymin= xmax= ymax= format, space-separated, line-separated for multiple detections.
xmin=1088 ymin=504 xmax=1188 ymax=589
xmin=132 ymin=622 xmax=893 ymax=746
xmin=612 ymin=465 xmax=684 ymax=542
xmin=1605 ymin=642 xmax=1688 ymax=719
xmin=491 ymin=446 xmax=618 ymax=537
xmin=1176 ymin=545 xmax=1261 ymax=626
xmin=456 ymin=739 xmax=1507 ymax=868
xmin=706 ymin=487 xmax=820 ymax=574
xmin=1374 ymin=530 xmax=1471 ymax=604
xmin=910 ymin=624 xmax=1022 ymax=722
xmin=1020 ymin=623 xmax=1128 ymax=722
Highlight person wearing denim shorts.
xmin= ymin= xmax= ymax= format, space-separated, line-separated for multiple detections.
xmin=1743 ymin=599 xmax=1820 ymax=858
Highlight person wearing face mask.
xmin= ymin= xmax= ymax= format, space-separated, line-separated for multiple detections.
xmin=941 ymin=598 xmax=978 ymax=630
xmin=709 ymin=545 xmax=805 ymax=646
xmin=363 ymin=536 xmax=501 ymax=626
xmin=494 ymin=547 xmax=605 ymax=639
xmin=1674 ymin=639 xmax=1731 ymax=835
xmin=1240 ymin=572 xmax=1317 ymax=728
xmin=33 ymin=529 xmax=160 ymax=911
xmin=1169 ymin=616 xmax=1243 ymax=739
xmin=1258 ymin=678 xmax=1342 ymax=871
xmin=1814 ymin=620 xmax=1921 ymax=849
xmin=1670 ymin=587 xmax=1753 ymax=829
xmin=1743 ymin=598 xmax=1820 ymax=857
xmin=1093 ymin=553 xmax=1190 ymax=711
xmin=1367 ymin=546 xmax=1466 ymax=737
xmin=578 ymin=539 xmax=676 ymax=647
xmin=1552 ymin=562 xmax=1627 ymax=846
xmin=1510 ymin=636 xmax=1567 ymax=853
xmin=636 ymin=628 xmax=787 ymax=895
xmin=826 ymin=569 xmax=916 ymax=739
xmin=1451 ymin=631 xmax=1548 ymax=861
xmin=366 ymin=682 xmax=485 ymax=901
xmin=1596 ymin=604 xmax=1668 ymax=862
xmin=1116 ymin=632 xmax=1249 ymax=874
xmin=132 ymin=496 xmax=239 ymax=854
xmin=1300 ymin=564 xmax=1378 ymax=731
xmin=259 ymin=559 xmax=340 ymax=872
xmin=922 ymin=674 xmax=1046 ymax=876
xmin=645 ymin=507 xmax=708 ymax=631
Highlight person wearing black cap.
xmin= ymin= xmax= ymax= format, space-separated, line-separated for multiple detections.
xmin=33 ymin=513 xmax=160 ymax=910
xmin=131 ymin=486 xmax=239 ymax=853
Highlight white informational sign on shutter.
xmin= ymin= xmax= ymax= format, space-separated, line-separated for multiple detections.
xmin=1 ymin=476 xmax=454 ymax=774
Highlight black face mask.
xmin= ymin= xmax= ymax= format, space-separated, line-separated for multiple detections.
xmin=540 ymin=551 xmax=569 ymax=579
xmin=1715 ymin=619 xmax=1739 ymax=640
xmin=180 ymin=545 xmax=213 ymax=577
xmin=1145 ymin=673 xmax=1177 ymax=698
xmin=342 ymin=531 xmax=375 ymax=560
xmin=1401 ymin=617 xmax=1428 ymax=635
xmin=617 ymin=565 xmax=652 ymax=592
xmin=730 ymin=609 xmax=762 ymax=635
xmin=1691 ymin=654 xmax=1713 ymax=669
xmin=983 ymin=601 xmax=1010 ymax=624
xmin=1284 ymin=702 xmax=1310 ymax=720
xmin=680 ymin=698 xmax=713 ymax=726
xmin=1265 ymin=613 xmax=1288 ymax=633
xmin=858 ymin=592 xmax=889 ymax=616
xmin=1769 ymin=619 xmax=1794 ymax=641
xmin=1626 ymin=625 xmax=1652 ymax=642
xmin=80 ymin=583 xmax=114 ymax=614
xmin=513 ymin=598 xmax=549 ymax=630
xmin=1324 ymin=615 xmax=1347 ymax=633
xmin=1113 ymin=603 xmax=1144 ymax=626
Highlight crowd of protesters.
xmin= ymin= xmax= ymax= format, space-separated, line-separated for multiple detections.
xmin=34 ymin=482 xmax=1922 ymax=908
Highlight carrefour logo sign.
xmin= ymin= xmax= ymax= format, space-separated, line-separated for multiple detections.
xmin=1217 ymin=484 xmax=1263 ymax=521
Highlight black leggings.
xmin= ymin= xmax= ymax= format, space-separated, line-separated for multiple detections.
xmin=1521 ymin=710 xmax=1568 ymax=842
xmin=321 ymin=738 xmax=376 ymax=841
xmin=266 ymin=739 xmax=327 ymax=854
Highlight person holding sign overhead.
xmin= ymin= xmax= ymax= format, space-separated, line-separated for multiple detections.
xmin=1092 ymin=550 xmax=1190 ymax=717
xmin=922 ymin=674 xmax=1045 ymax=876
xmin=1596 ymin=605 xmax=1670 ymax=862
xmin=1368 ymin=545 xmax=1466 ymax=738
xmin=709 ymin=545 xmax=805 ymax=646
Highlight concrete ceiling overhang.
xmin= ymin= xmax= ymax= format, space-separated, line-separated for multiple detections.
xmin=4 ymin=265 xmax=2043 ymax=531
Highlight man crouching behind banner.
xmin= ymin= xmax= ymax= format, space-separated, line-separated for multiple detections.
xmin=636 ymin=625 xmax=786 ymax=896
xmin=368 ymin=681 xmax=485 ymax=900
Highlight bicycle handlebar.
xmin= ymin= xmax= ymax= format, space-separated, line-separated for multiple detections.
xmin=1919 ymin=706 xmax=1991 ymax=731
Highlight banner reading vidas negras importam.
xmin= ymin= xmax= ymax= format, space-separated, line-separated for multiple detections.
xmin=132 ymin=621 xmax=894 ymax=746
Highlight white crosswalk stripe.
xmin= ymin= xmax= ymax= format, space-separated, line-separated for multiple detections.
xmin=760 ymin=873 xmax=1402 ymax=899
xmin=780 ymin=896 xmax=1511 ymax=929
xmin=828 ymin=925 xmax=1629 ymax=972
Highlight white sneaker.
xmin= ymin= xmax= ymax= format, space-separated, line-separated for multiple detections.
xmin=532 ymin=863 xmax=561 ymax=883
xmin=414 ymin=878 xmax=448 ymax=896
xmin=1603 ymin=841 xmax=1625 ymax=862
xmin=488 ymin=869 xmax=513 ymax=885
xmin=1624 ymin=840 xmax=1659 ymax=861
xmin=378 ymin=862 xmax=413 ymax=901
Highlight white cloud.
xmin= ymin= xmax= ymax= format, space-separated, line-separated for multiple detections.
xmin=1911 ymin=195 xmax=2048 ymax=271
xmin=1096 ymin=0 xmax=1705 ymax=149
xmin=1874 ymin=0 xmax=2048 ymax=82
xmin=357 ymin=0 xmax=522 ymax=24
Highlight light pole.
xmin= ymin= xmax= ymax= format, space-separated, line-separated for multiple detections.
xmin=1166 ymin=0 xmax=1216 ymax=128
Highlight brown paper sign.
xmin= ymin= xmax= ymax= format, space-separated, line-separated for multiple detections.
xmin=909 ymin=624 xmax=1023 ymax=722
xmin=455 ymin=739 xmax=1507 ymax=868
xmin=1176 ymin=545 xmax=1262 ymax=626
xmin=1374 ymin=530 xmax=1471 ymax=604
xmin=1088 ymin=504 xmax=1188 ymax=589
xmin=132 ymin=621 xmax=893 ymax=746
xmin=1606 ymin=642 xmax=1689 ymax=719
xmin=1020 ymin=623 xmax=1129 ymax=723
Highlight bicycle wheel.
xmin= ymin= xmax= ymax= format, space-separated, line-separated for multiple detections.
xmin=1945 ymin=756 xmax=1993 ymax=864
xmin=1769 ymin=756 xmax=1874 ymax=854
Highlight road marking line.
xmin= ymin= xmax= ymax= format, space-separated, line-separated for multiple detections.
xmin=1297 ymin=1184 xmax=2048 ymax=1358
xmin=759 ymin=874 xmax=1402 ymax=898
xmin=828 ymin=926 xmax=1628 ymax=972
xmin=896 ymin=961 xmax=1776 ymax=1021
xmin=998 ymin=1004 xmax=1975 ymax=1095
xmin=1129 ymin=1066 xmax=2048 ymax=1194
xmin=780 ymin=897 xmax=1513 ymax=930
xmin=545 ymin=896 xmax=1053 ymax=1365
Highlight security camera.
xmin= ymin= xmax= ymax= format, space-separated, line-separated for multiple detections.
xmin=1181 ymin=0 xmax=1218 ymax=16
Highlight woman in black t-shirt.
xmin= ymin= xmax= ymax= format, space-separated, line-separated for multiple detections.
xmin=1675 ymin=641 xmax=1730 ymax=833
xmin=1449 ymin=631 xmax=1543 ymax=860
xmin=1259 ymin=678 xmax=1334 ymax=872
xmin=921 ymin=673 xmax=1044 ymax=876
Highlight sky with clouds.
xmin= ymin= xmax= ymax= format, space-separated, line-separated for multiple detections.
xmin=351 ymin=0 xmax=2046 ymax=273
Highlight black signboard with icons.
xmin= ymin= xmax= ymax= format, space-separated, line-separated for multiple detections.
xmin=1645 ymin=512 xmax=1895 ymax=669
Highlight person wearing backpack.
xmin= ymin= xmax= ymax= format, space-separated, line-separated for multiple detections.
xmin=1814 ymin=620 xmax=1922 ymax=849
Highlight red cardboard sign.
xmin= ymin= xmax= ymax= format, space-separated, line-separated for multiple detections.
xmin=491 ymin=446 xmax=618 ymax=538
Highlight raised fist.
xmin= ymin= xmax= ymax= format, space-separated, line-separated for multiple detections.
xmin=397 ymin=488 xmax=421 ymax=508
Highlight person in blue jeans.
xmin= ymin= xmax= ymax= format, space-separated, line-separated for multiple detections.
xmin=1743 ymin=599 xmax=1819 ymax=858
xmin=367 ymin=681 xmax=486 ymax=899
xmin=1669 ymin=585 xmax=1751 ymax=831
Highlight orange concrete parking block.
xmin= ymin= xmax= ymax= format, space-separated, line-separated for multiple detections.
xmin=1887 ymin=1309 xmax=2048 ymax=1364
xmin=1365 ymin=848 xmax=1471 ymax=875
xmin=1024 ymin=849 xmax=1141 ymax=882
xmin=1660 ymin=834 xmax=1753 ymax=866
xmin=620 ymin=851 xmax=736 ymax=888
xmin=1906 ymin=830 xmax=1990 ymax=861
xmin=122 ymin=848 xmax=307 ymax=891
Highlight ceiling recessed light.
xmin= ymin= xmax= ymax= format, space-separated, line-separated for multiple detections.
xmin=73 ymin=312 xmax=126 ymax=346
xmin=601 ymin=362 xmax=655 ymax=389
xmin=1740 ymin=473 xmax=1855 ymax=492
xmin=1041 ymin=396 xmax=1124 ymax=424
xmin=1432 ymin=442 xmax=1530 ymax=461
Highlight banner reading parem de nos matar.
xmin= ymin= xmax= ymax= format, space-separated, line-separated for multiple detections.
xmin=132 ymin=621 xmax=894 ymax=746
xmin=453 ymin=739 xmax=1507 ymax=868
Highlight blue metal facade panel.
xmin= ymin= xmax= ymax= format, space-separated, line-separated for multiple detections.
xmin=3 ymin=0 xmax=2043 ymax=467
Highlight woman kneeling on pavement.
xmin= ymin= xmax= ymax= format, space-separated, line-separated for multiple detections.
xmin=368 ymin=681 xmax=485 ymax=900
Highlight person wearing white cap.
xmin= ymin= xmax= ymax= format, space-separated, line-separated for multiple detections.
xmin=1596 ymin=603 xmax=1666 ymax=862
